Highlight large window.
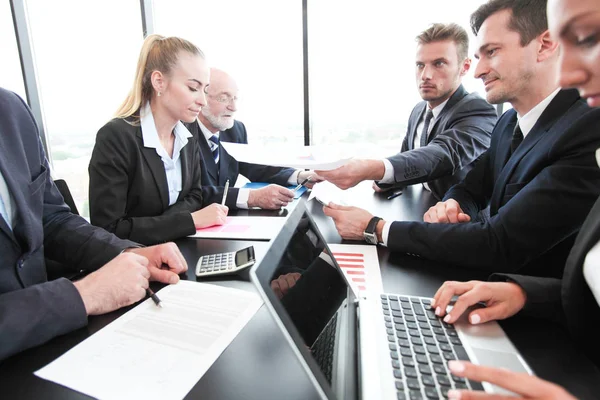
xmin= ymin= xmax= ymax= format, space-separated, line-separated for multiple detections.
xmin=25 ymin=0 xmax=143 ymax=217
xmin=0 ymin=1 xmax=26 ymax=100
xmin=153 ymin=0 xmax=304 ymax=146
xmin=308 ymin=0 xmax=488 ymax=157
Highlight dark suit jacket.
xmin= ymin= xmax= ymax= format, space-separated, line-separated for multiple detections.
xmin=0 ymin=88 xmax=136 ymax=361
xmin=383 ymin=85 xmax=496 ymax=200
xmin=387 ymin=89 xmax=600 ymax=276
xmin=492 ymin=195 xmax=600 ymax=368
xmin=89 ymin=118 xmax=204 ymax=245
xmin=186 ymin=120 xmax=295 ymax=208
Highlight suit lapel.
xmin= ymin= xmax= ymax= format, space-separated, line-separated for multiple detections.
xmin=137 ymin=130 xmax=169 ymax=209
xmin=0 ymin=133 xmax=28 ymax=248
xmin=408 ymin=104 xmax=427 ymax=150
xmin=490 ymin=90 xmax=580 ymax=211
xmin=427 ymin=85 xmax=467 ymax=142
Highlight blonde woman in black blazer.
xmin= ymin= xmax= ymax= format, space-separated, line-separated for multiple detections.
xmin=89 ymin=34 xmax=228 ymax=245
xmin=428 ymin=1 xmax=600 ymax=398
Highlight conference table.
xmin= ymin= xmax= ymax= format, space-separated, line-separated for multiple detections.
xmin=1 ymin=182 xmax=599 ymax=399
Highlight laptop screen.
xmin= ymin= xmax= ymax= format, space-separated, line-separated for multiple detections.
xmin=250 ymin=202 xmax=357 ymax=399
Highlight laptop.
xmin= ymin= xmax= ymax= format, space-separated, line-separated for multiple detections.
xmin=250 ymin=201 xmax=533 ymax=399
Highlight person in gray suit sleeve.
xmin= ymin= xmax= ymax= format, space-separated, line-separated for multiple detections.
xmin=0 ymin=88 xmax=188 ymax=361
xmin=317 ymin=23 xmax=497 ymax=201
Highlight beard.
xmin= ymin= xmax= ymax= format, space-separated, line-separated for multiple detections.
xmin=201 ymin=106 xmax=235 ymax=131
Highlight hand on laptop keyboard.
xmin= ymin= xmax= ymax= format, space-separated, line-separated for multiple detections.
xmin=446 ymin=361 xmax=576 ymax=400
xmin=430 ymin=281 xmax=527 ymax=325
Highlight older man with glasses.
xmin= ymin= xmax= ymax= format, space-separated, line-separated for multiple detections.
xmin=187 ymin=68 xmax=319 ymax=210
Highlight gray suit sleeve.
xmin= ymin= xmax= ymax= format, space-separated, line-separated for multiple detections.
xmin=386 ymin=97 xmax=496 ymax=186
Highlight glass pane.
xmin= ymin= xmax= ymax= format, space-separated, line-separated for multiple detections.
xmin=26 ymin=0 xmax=143 ymax=217
xmin=153 ymin=0 xmax=304 ymax=145
xmin=0 ymin=1 xmax=27 ymax=99
xmin=309 ymin=0 xmax=489 ymax=157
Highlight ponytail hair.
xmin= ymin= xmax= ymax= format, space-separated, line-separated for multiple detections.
xmin=115 ymin=34 xmax=205 ymax=121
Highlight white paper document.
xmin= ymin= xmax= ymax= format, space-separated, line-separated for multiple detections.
xmin=189 ymin=216 xmax=286 ymax=240
xmin=307 ymin=180 xmax=351 ymax=206
xmin=221 ymin=142 xmax=353 ymax=170
xmin=328 ymin=244 xmax=383 ymax=295
xmin=35 ymin=281 xmax=263 ymax=400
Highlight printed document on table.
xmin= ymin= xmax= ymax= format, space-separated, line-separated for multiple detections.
xmin=221 ymin=142 xmax=353 ymax=170
xmin=35 ymin=281 xmax=263 ymax=400
xmin=328 ymin=244 xmax=383 ymax=296
xmin=189 ymin=216 xmax=286 ymax=240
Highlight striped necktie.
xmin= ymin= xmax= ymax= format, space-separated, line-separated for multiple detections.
xmin=420 ymin=109 xmax=434 ymax=148
xmin=511 ymin=122 xmax=523 ymax=155
xmin=209 ymin=135 xmax=220 ymax=165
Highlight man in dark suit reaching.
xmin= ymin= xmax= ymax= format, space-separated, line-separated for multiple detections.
xmin=323 ymin=0 xmax=600 ymax=278
xmin=187 ymin=68 xmax=319 ymax=210
xmin=317 ymin=23 xmax=497 ymax=201
xmin=0 ymin=88 xmax=187 ymax=361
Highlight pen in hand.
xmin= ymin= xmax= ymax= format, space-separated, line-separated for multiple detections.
xmin=294 ymin=175 xmax=313 ymax=192
xmin=387 ymin=190 xmax=403 ymax=200
xmin=147 ymin=288 xmax=162 ymax=308
xmin=222 ymin=179 xmax=230 ymax=206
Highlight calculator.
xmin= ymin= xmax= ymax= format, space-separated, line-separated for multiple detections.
xmin=195 ymin=246 xmax=256 ymax=277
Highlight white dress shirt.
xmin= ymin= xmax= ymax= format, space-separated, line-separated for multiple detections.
xmin=583 ymin=241 xmax=600 ymax=308
xmin=0 ymin=171 xmax=16 ymax=228
xmin=380 ymin=98 xmax=450 ymax=190
xmin=379 ymin=89 xmax=560 ymax=247
xmin=141 ymin=103 xmax=192 ymax=206
xmin=197 ymin=120 xmax=300 ymax=209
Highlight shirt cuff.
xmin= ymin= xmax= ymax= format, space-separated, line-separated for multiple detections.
xmin=287 ymin=170 xmax=301 ymax=185
xmin=380 ymin=159 xmax=395 ymax=184
xmin=236 ymin=188 xmax=250 ymax=209
xmin=381 ymin=221 xmax=392 ymax=247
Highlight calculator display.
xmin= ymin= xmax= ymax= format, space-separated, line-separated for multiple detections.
xmin=235 ymin=247 xmax=253 ymax=265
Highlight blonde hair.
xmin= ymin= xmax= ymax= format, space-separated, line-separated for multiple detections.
xmin=416 ymin=23 xmax=469 ymax=62
xmin=115 ymin=34 xmax=205 ymax=120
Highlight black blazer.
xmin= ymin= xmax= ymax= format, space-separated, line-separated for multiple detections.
xmin=89 ymin=118 xmax=204 ymax=245
xmin=492 ymin=195 xmax=600 ymax=368
xmin=382 ymin=85 xmax=497 ymax=200
xmin=186 ymin=120 xmax=295 ymax=208
xmin=0 ymin=88 xmax=135 ymax=361
xmin=387 ymin=89 xmax=600 ymax=276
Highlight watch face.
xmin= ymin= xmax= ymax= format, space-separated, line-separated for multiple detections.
xmin=364 ymin=232 xmax=377 ymax=244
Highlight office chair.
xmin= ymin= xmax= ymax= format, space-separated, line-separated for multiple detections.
xmin=54 ymin=178 xmax=79 ymax=215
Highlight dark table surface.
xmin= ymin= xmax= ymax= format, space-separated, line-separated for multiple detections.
xmin=1 ymin=182 xmax=599 ymax=399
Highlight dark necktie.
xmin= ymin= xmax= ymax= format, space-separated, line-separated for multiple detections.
xmin=511 ymin=122 xmax=523 ymax=155
xmin=209 ymin=135 xmax=220 ymax=165
xmin=420 ymin=109 xmax=434 ymax=148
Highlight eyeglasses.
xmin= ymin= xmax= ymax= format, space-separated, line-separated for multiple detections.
xmin=209 ymin=94 xmax=239 ymax=104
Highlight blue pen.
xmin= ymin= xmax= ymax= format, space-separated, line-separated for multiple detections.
xmin=387 ymin=190 xmax=403 ymax=200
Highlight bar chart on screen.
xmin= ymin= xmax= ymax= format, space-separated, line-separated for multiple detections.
xmin=328 ymin=244 xmax=383 ymax=295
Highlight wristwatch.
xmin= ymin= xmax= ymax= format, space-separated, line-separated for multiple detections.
xmin=364 ymin=216 xmax=382 ymax=245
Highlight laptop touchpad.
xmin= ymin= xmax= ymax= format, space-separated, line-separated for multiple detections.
xmin=470 ymin=348 xmax=530 ymax=394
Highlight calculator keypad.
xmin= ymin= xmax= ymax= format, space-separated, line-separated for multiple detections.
xmin=197 ymin=252 xmax=236 ymax=275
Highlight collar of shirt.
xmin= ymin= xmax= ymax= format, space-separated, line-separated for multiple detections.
xmin=197 ymin=119 xmax=220 ymax=143
xmin=516 ymin=88 xmax=561 ymax=138
xmin=140 ymin=103 xmax=192 ymax=163
xmin=429 ymin=97 xmax=450 ymax=120
xmin=583 ymin=240 xmax=600 ymax=308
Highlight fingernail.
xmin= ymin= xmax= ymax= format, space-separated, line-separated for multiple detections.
xmin=435 ymin=307 xmax=442 ymax=316
xmin=430 ymin=299 xmax=436 ymax=308
xmin=447 ymin=389 xmax=461 ymax=399
xmin=448 ymin=360 xmax=465 ymax=373
xmin=170 ymin=275 xmax=179 ymax=284
xmin=443 ymin=314 xmax=451 ymax=323
xmin=470 ymin=314 xmax=481 ymax=324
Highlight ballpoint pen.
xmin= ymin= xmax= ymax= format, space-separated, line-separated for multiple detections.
xmin=222 ymin=179 xmax=230 ymax=205
xmin=146 ymin=288 xmax=162 ymax=307
xmin=294 ymin=175 xmax=313 ymax=191
xmin=387 ymin=190 xmax=403 ymax=200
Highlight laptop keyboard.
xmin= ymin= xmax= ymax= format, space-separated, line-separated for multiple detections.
xmin=381 ymin=294 xmax=484 ymax=399
xmin=311 ymin=312 xmax=338 ymax=384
